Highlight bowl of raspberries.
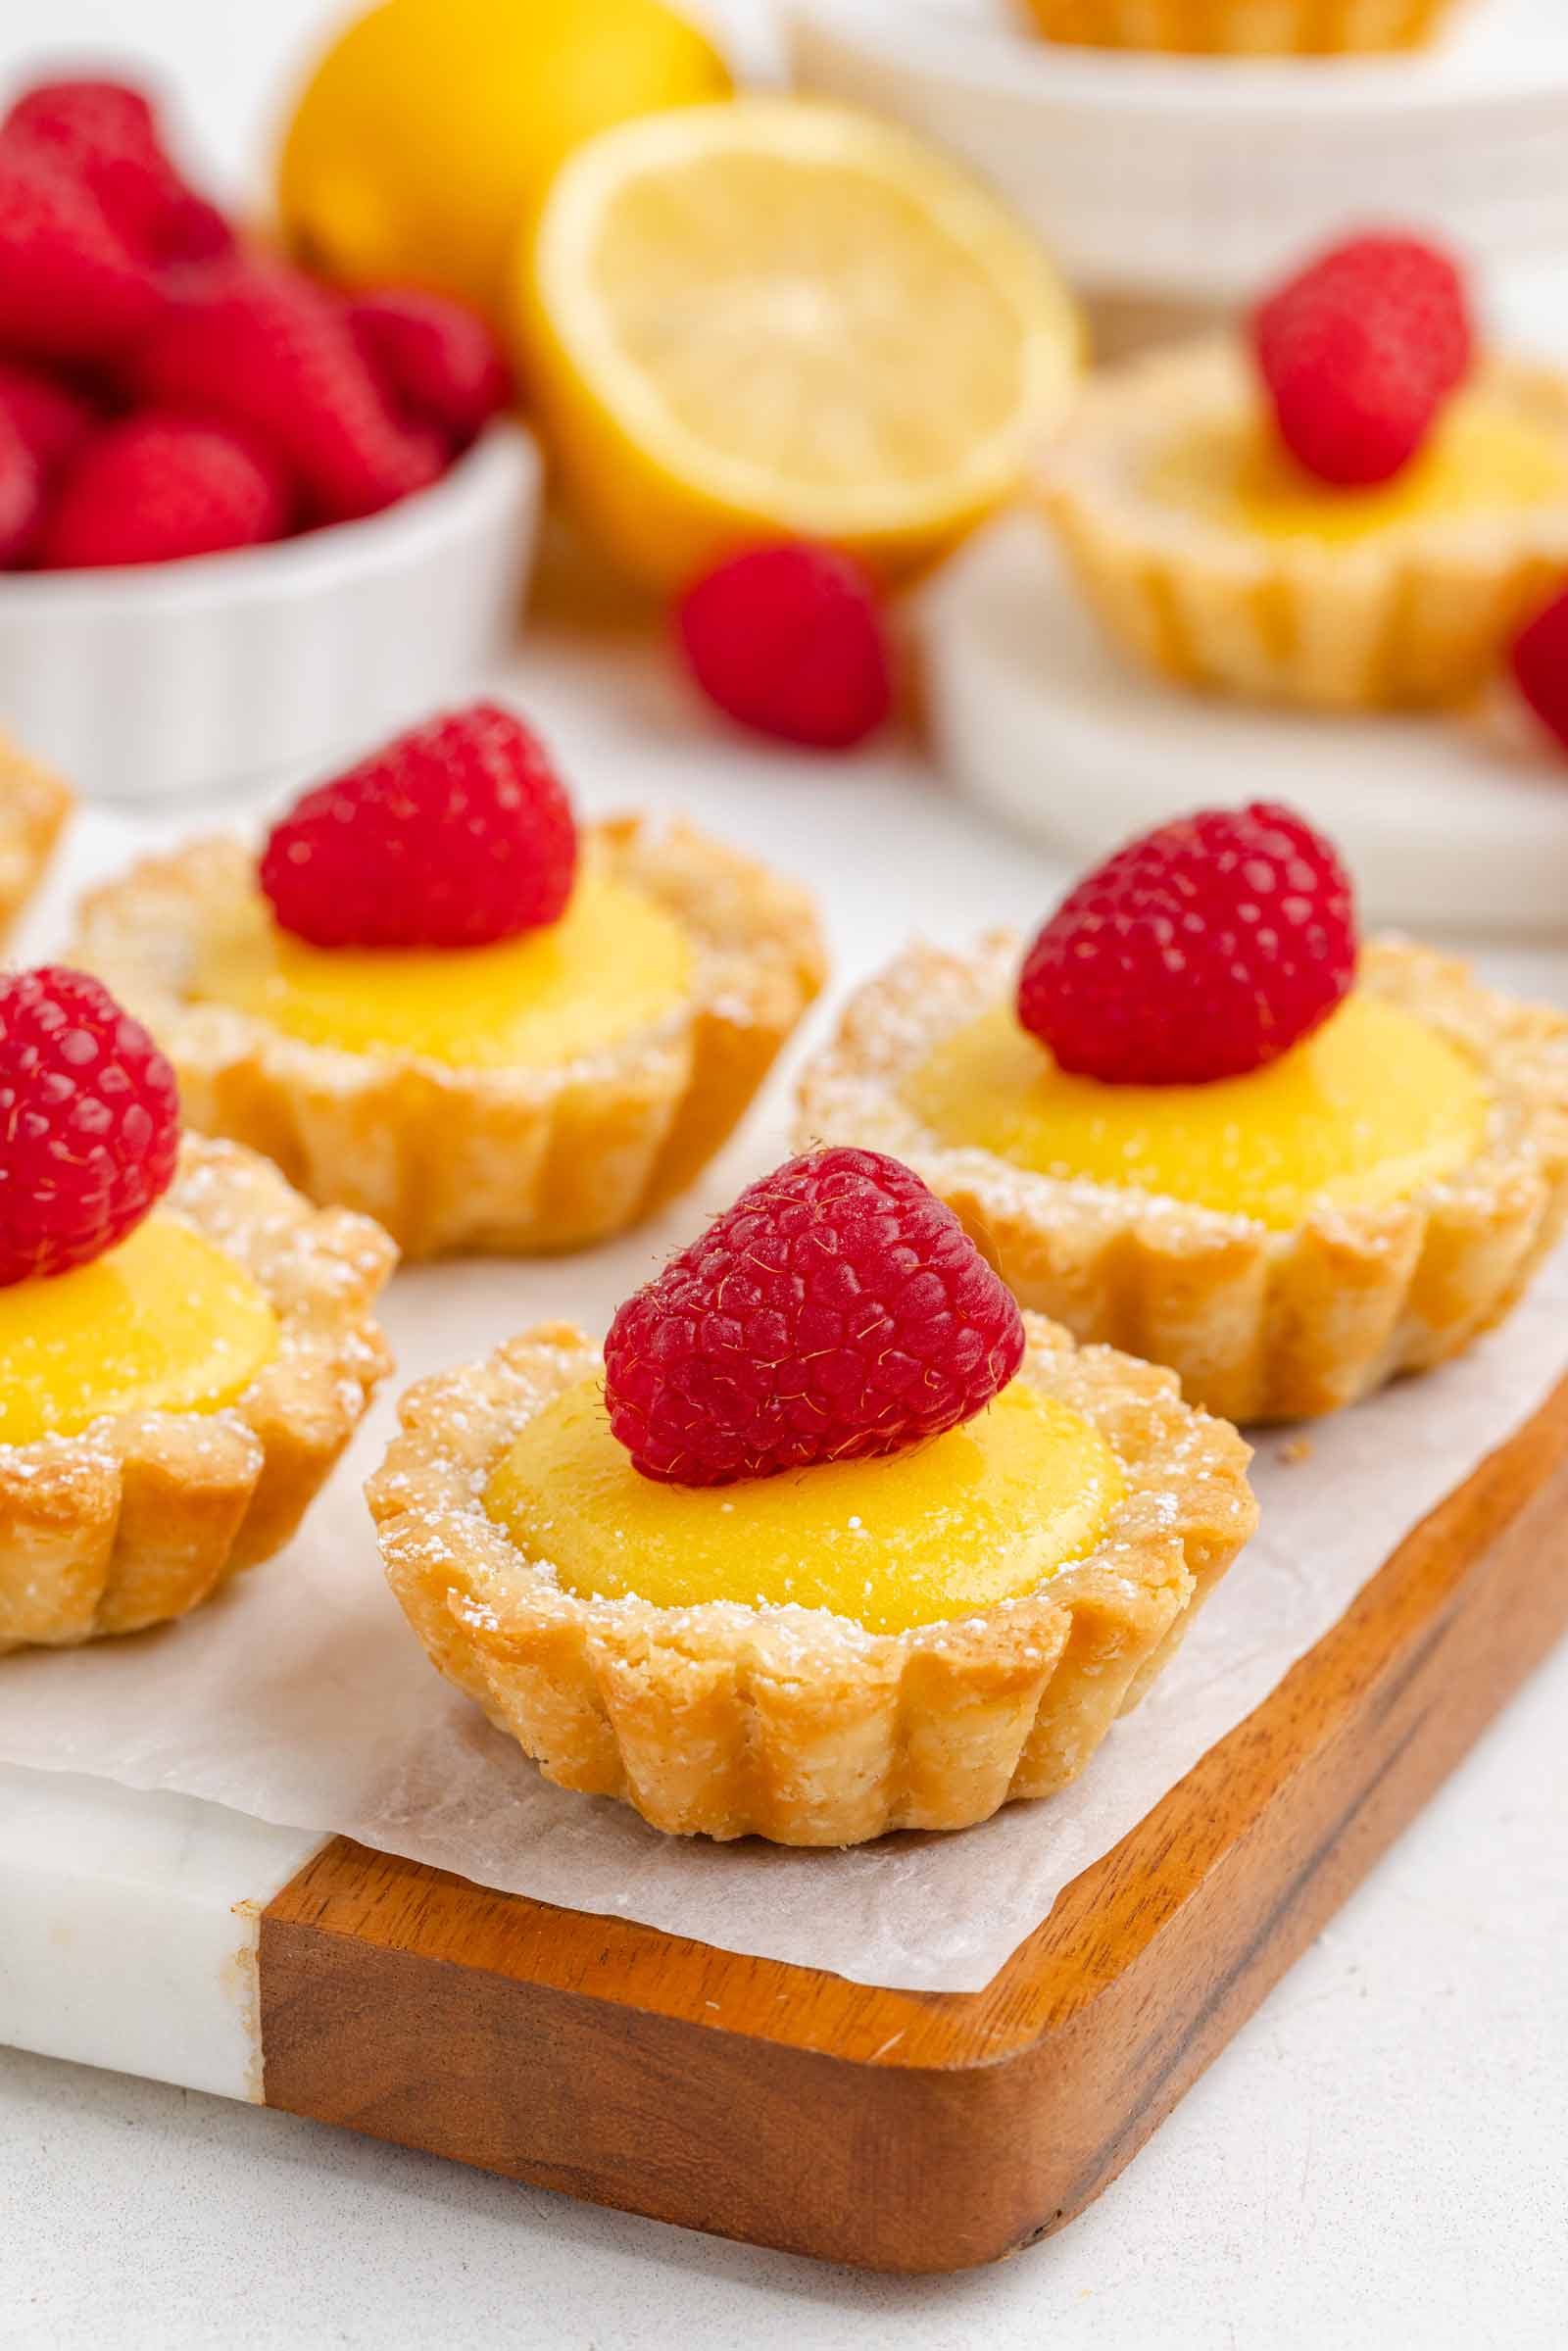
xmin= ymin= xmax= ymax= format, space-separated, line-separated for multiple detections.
xmin=0 ymin=74 xmax=539 ymax=802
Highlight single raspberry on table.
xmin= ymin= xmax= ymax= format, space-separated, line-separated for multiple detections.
xmin=1017 ymin=802 xmax=1357 ymax=1088
xmin=676 ymin=543 xmax=893 ymax=751
xmin=0 ymin=356 xmax=97 ymax=477
xmin=1252 ymin=232 xmax=1473 ymax=488
xmin=136 ymin=266 xmax=443 ymax=522
xmin=2 ymin=77 xmax=231 ymax=266
xmin=260 ymin=702 xmax=578 ymax=950
xmin=1509 ymin=587 xmax=1568 ymax=753
xmin=347 ymin=288 xmax=510 ymax=448
xmin=0 ymin=410 xmax=42 ymax=565
xmin=41 ymin=414 xmax=291 ymax=570
xmin=0 ymin=142 xmax=163 ymax=362
xmin=604 ymin=1147 xmax=1026 ymax=1487
xmin=0 ymin=966 xmax=181 ymax=1288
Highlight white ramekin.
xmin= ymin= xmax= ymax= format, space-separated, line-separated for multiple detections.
xmin=787 ymin=0 xmax=1568 ymax=307
xmin=0 ymin=422 xmax=542 ymax=804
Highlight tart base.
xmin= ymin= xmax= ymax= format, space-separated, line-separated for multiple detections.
xmin=0 ymin=734 xmax=71 ymax=944
xmin=0 ymin=1136 xmax=396 ymax=1652
xmin=72 ymin=817 xmax=825 ymax=1261
xmin=368 ymin=1317 xmax=1255 ymax=1845
xmin=796 ymin=937 xmax=1568 ymax=1424
xmin=1019 ymin=0 xmax=1455 ymax=51
xmin=1036 ymin=344 xmax=1568 ymax=712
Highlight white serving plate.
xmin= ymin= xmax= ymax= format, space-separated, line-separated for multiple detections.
xmin=787 ymin=0 xmax=1568 ymax=304
xmin=920 ymin=514 xmax=1568 ymax=936
xmin=0 ymin=421 xmax=541 ymax=805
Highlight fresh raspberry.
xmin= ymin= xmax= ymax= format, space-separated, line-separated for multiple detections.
xmin=1509 ymin=587 xmax=1568 ymax=753
xmin=0 ymin=142 xmax=162 ymax=362
xmin=0 ymin=357 xmax=97 ymax=477
xmin=260 ymin=702 xmax=578 ymax=950
xmin=2 ymin=78 xmax=231 ymax=266
xmin=347 ymin=288 xmax=509 ymax=449
xmin=604 ymin=1147 xmax=1026 ymax=1488
xmin=0 ymin=966 xmax=180 ymax=1288
xmin=676 ymin=543 xmax=893 ymax=751
xmin=1252 ymin=233 xmax=1473 ymax=488
xmin=0 ymin=409 xmax=41 ymax=565
xmin=1017 ymin=802 xmax=1357 ymax=1088
xmin=136 ymin=266 xmax=444 ymax=523
xmin=40 ymin=414 xmax=290 ymax=570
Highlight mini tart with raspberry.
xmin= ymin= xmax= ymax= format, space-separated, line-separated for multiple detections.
xmin=1037 ymin=234 xmax=1568 ymax=712
xmin=0 ymin=735 xmax=71 ymax=942
xmin=71 ymin=708 xmax=825 ymax=1260
xmin=797 ymin=812 xmax=1568 ymax=1423
xmin=368 ymin=1152 xmax=1255 ymax=1845
xmin=1019 ymin=0 xmax=1454 ymax=55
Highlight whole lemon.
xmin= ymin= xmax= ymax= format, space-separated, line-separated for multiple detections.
xmin=276 ymin=0 xmax=730 ymax=322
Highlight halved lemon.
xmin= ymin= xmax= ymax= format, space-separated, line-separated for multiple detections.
xmin=517 ymin=100 xmax=1082 ymax=590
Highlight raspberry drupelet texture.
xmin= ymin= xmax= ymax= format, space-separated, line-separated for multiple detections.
xmin=0 ymin=142 xmax=163 ymax=364
xmin=43 ymin=414 xmax=290 ymax=568
xmin=1252 ymin=232 xmax=1473 ymax=490
xmin=604 ymin=1146 xmax=1026 ymax=1487
xmin=260 ymin=701 xmax=579 ymax=951
xmin=676 ymin=542 xmax=893 ymax=751
xmin=2 ymin=77 xmax=231 ymax=267
xmin=347 ymin=287 xmax=510 ymax=449
xmin=1017 ymin=802 xmax=1357 ymax=1088
xmin=0 ymin=966 xmax=181 ymax=1287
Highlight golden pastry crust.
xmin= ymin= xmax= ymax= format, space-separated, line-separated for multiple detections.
xmin=1019 ymin=0 xmax=1453 ymax=53
xmin=0 ymin=735 xmax=71 ymax=944
xmin=70 ymin=816 xmax=826 ymax=1260
xmin=367 ymin=1316 xmax=1256 ymax=1846
xmin=0 ymin=1135 xmax=395 ymax=1652
xmin=797 ymin=936 xmax=1568 ymax=1424
xmin=1035 ymin=342 xmax=1568 ymax=710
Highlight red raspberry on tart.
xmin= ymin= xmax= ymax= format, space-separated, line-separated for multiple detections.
xmin=1034 ymin=231 xmax=1568 ymax=711
xmin=0 ymin=960 xmax=395 ymax=1654
xmin=71 ymin=706 xmax=825 ymax=1259
xmin=370 ymin=1144 xmax=1256 ymax=1842
xmin=799 ymin=803 xmax=1568 ymax=1422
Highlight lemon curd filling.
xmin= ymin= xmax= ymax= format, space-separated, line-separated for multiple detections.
xmin=904 ymin=995 xmax=1488 ymax=1233
xmin=483 ymin=1376 xmax=1124 ymax=1636
xmin=1147 ymin=395 xmax=1568 ymax=547
xmin=0 ymin=1217 xmax=278 ymax=1446
xmin=195 ymin=867 xmax=693 ymax=1070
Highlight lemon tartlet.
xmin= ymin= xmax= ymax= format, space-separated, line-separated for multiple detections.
xmin=368 ymin=1311 xmax=1255 ymax=1844
xmin=72 ymin=815 xmax=825 ymax=1259
xmin=1 ymin=1135 xmax=394 ymax=1651
xmin=1037 ymin=341 xmax=1568 ymax=710
xmin=1019 ymin=0 xmax=1456 ymax=55
xmin=799 ymin=934 xmax=1568 ymax=1422
xmin=0 ymin=735 xmax=71 ymax=943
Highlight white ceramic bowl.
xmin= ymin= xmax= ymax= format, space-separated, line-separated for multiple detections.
xmin=920 ymin=515 xmax=1568 ymax=938
xmin=787 ymin=0 xmax=1568 ymax=306
xmin=0 ymin=421 xmax=541 ymax=805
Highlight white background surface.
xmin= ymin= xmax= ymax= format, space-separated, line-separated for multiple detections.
xmin=1 ymin=4 xmax=1566 ymax=2347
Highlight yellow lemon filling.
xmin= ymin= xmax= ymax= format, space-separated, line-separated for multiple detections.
xmin=195 ymin=867 xmax=692 ymax=1070
xmin=0 ymin=1217 xmax=278 ymax=1446
xmin=904 ymin=995 xmax=1488 ymax=1232
xmin=484 ymin=1376 xmax=1123 ymax=1636
xmin=1148 ymin=394 xmax=1568 ymax=547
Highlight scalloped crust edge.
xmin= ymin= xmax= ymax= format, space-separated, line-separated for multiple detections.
xmin=0 ymin=1135 xmax=396 ymax=1652
xmin=795 ymin=934 xmax=1568 ymax=1424
xmin=1034 ymin=345 xmax=1568 ymax=710
xmin=70 ymin=816 xmax=827 ymax=1260
xmin=1019 ymin=0 xmax=1452 ymax=55
xmin=367 ymin=1316 xmax=1256 ymax=1846
xmin=0 ymin=734 xmax=71 ymax=945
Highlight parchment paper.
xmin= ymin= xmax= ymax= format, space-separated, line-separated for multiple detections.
xmin=4 ymin=1208 xmax=1563 ymax=1993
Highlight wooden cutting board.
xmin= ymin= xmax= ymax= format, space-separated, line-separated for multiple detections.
xmin=255 ymin=1369 xmax=1568 ymax=2276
